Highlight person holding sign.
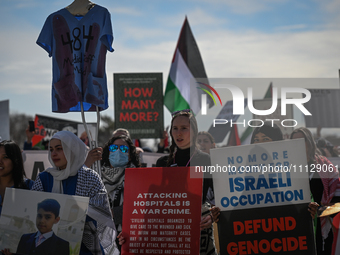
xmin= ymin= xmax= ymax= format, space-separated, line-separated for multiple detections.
xmin=31 ymin=131 xmax=118 ymax=255
xmin=100 ymin=135 xmax=140 ymax=251
xmin=291 ymin=127 xmax=340 ymax=255
xmin=0 ymin=140 xmax=34 ymax=215
xmin=156 ymin=109 xmax=216 ymax=255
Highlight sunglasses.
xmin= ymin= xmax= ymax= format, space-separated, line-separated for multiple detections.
xmin=108 ymin=144 xmax=129 ymax=153
xmin=171 ymin=109 xmax=192 ymax=117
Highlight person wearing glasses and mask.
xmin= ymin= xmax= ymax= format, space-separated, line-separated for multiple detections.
xmin=100 ymin=135 xmax=141 ymax=251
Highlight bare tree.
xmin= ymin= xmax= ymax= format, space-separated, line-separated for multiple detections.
xmin=98 ymin=115 xmax=115 ymax=146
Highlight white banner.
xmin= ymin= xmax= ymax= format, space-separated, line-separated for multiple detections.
xmin=210 ymin=139 xmax=310 ymax=211
xmin=0 ymin=189 xmax=89 ymax=255
xmin=139 ymin=152 xmax=165 ymax=167
xmin=22 ymin=150 xmax=51 ymax=181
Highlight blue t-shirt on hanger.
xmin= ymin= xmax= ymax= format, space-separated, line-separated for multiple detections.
xmin=37 ymin=5 xmax=114 ymax=113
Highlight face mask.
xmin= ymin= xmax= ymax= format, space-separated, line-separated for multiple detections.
xmin=109 ymin=150 xmax=129 ymax=167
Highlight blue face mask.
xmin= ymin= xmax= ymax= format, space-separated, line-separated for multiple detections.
xmin=109 ymin=150 xmax=129 ymax=167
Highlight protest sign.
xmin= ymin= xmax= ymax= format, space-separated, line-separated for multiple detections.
xmin=114 ymin=73 xmax=164 ymax=139
xmin=0 ymin=100 xmax=10 ymax=141
xmin=121 ymin=167 xmax=202 ymax=255
xmin=32 ymin=114 xmax=81 ymax=148
xmin=139 ymin=152 xmax=165 ymax=167
xmin=77 ymin=123 xmax=97 ymax=147
xmin=304 ymin=89 xmax=340 ymax=128
xmin=209 ymin=139 xmax=315 ymax=255
xmin=0 ymin=189 xmax=89 ymax=255
xmin=22 ymin=150 xmax=51 ymax=180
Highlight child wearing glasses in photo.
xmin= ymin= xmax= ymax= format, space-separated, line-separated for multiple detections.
xmin=100 ymin=135 xmax=141 ymax=252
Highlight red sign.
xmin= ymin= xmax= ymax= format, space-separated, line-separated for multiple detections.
xmin=122 ymin=167 xmax=203 ymax=255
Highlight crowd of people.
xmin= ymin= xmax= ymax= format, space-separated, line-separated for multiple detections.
xmin=1 ymin=111 xmax=340 ymax=255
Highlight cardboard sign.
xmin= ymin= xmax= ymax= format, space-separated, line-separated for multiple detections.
xmin=114 ymin=73 xmax=164 ymax=139
xmin=0 ymin=189 xmax=89 ymax=255
xmin=121 ymin=167 xmax=202 ymax=255
xmin=22 ymin=150 xmax=51 ymax=181
xmin=210 ymin=139 xmax=315 ymax=255
xmin=0 ymin=100 xmax=10 ymax=141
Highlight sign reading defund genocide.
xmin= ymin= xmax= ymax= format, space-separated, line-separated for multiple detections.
xmin=121 ymin=167 xmax=203 ymax=255
xmin=209 ymin=139 xmax=315 ymax=255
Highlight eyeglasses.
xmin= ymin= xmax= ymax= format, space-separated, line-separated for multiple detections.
xmin=171 ymin=109 xmax=193 ymax=117
xmin=108 ymin=144 xmax=129 ymax=153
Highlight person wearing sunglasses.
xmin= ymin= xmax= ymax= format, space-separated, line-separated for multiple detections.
xmin=156 ymin=109 xmax=216 ymax=255
xmin=31 ymin=131 xmax=118 ymax=255
xmin=100 ymin=135 xmax=141 ymax=252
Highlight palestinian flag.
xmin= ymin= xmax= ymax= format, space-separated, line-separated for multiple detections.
xmin=164 ymin=17 xmax=212 ymax=115
xmin=226 ymin=125 xmax=241 ymax=146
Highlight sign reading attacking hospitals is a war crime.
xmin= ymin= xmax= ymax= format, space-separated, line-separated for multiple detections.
xmin=121 ymin=167 xmax=202 ymax=255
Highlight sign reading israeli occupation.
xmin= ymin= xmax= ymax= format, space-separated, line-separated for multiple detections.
xmin=121 ymin=167 xmax=202 ymax=255
xmin=22 ymin=150 xmax=51 ymax=181
xmin=114 ymin=73 xmax=164 ymax=139
xmin=209 ymin=139 xmax=315 ymax=255
xmin=0 ymin=189 xmax=89 ymax=255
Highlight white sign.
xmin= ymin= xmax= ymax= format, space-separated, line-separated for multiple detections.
xmin=22 ymin=150 xmax=51 ymax=181
xmin=139 ymin=152 xmax=165 ymax=167
xmin=0 ymin=189 xmax=89 ymax=255
xmin=209 ymin=139 xmax=310 ymax=211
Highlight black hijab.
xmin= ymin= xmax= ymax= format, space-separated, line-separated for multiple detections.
xmin=250 ymin=121 xmax=283 ymax=144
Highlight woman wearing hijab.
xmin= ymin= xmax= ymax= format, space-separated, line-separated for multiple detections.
xmin=31 ymin=131 xmax=118 ymax=255
xmin=250 ymin=121 xmax=284 ymax=144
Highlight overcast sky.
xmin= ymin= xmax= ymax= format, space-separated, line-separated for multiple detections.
xmin=1 ymin=0 xmax=339 ymax=129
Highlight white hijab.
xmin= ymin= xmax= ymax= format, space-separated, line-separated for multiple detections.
xmin=45 ymin=131 xmax=88 ymax=193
